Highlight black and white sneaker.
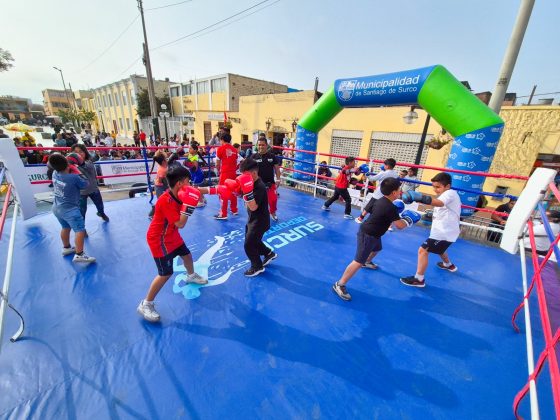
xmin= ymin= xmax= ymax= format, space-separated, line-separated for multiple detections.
xmin=437 ymin=262 xmax=458 ymax=272
xmin=400 ymin=276 xmax=426 ymax=288
xmin=97 ymin=212 xmax=110 ymax=222
xmin=263 ymin=251 xmax=277 ymax=267
xmin=244 ymin=266 xmax=265 ymax=277
xmin=332 ymin=281 xmax=351 ymax=301
xmin=362 ymin=262 xmax=379 ymax=270
xmin=214 ymin=214 xmax=228 ymax=220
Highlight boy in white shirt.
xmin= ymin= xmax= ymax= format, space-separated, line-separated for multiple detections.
xmin=399 ymin=172 xmax=461 ymax=288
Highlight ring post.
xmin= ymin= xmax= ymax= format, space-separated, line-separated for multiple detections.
xmin=141 ymin=147 xmax=154 ymax=204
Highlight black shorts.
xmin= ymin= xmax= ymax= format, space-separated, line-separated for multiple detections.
xmin=354 ymin=230 xmax=382 ymax=264
xmin=153 ymin=243 xmax=190 ymax=276
xmin=421 ymin=238 xmax=452 ymax=255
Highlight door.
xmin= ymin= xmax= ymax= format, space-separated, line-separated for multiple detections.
xmin=203 ymin=121 xmax=212 ymax=143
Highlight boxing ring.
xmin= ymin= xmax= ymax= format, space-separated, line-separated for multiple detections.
xmin=0 ymin=141 xmax=559 ymax=419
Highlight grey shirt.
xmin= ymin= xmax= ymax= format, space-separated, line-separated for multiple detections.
xmin=79 ymin=161 xmax=100 ymax=195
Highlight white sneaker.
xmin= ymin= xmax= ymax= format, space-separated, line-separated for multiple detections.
xmin=62 ymin=246 xmax=76 ymax=256
xmin=343 ymin=214 xmax=354 ymax=220
xmin=72 ymin=253 xmax=96 ymax=263
xmin=354 ymin=217 xmax=363 ymax=224
xmin=186 ymin=272 xmax=208 ymax=285
xmin=322 ymin=205 xmax=330 ymax=211
xmin=137 ymin=300 xmax=161 ymax=322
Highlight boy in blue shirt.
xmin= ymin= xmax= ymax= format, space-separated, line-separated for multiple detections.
xmin=49 ymin=154 xmax=96 ymax=264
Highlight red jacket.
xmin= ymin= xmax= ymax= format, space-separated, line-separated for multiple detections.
xmin=334 ymin=165 xmax=355 ymax=189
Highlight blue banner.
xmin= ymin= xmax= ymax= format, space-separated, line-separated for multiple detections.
xmin=333 ymin=66 xmax=435 ymax=108
xmin=446 ymin=123 xmax=504 ymax=216
xmin=293 ymin=125 xmax=317 ymax=180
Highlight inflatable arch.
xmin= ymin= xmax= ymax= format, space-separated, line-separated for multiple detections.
xmin=293 ymin=65 xmax=504 ymax=216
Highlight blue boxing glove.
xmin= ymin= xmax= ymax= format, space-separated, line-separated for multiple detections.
xmin=401 ymin=210 xmax=421 ymax=227
xmin=359 ymin=164 xmax=370 ymax=174
xmin=393 ymin=199 xmax=405 ymax=214
xmin=380 ymin=164 xmax=385 ymax=171
xmin=401 ymin=190 xmax=432 ymax=205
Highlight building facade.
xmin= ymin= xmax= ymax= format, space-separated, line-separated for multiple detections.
xmin=0 ymin=96 xmax=33 ymax=121
xmin=42 ymin=89 xmax=74 ymax=116
xmin=169 ymin=73 xmax=288 ymax=143
xmin=89 ymin=75 xmax=173 ymax=138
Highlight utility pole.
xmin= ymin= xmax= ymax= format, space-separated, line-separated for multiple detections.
xmin=488 ymin=0 xmax=535 ymax=114
xmin=527 ymin=84 xmax=537 ymax=105
xmin=53 ymin=66 xmax=72 ymax=110
xmin=138 ymin=0 xmax=160 ymax=137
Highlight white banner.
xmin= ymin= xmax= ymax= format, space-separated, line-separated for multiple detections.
xmin=25 ymin=165 xmax=51 ymax=194
xmin=99 ymin=161 xmax=155 ymax=185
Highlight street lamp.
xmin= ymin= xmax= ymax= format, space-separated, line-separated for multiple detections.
xmin=403 ymin=106 xmax=431 ymax=164
xmin=53 ymin=67 xmax=72 ymax=110
xmin=159 ymin=104 xmax=170 ymax=140
xmin=97 ymin=109 xmax=106 ymax=132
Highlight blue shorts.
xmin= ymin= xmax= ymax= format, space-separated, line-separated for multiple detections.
xmin=53 ymin=206 xmax=85 ymax=232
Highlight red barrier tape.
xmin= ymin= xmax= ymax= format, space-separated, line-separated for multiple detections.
xmin=512 ymin=221 xmax=560 ymax=419
xmin=274 ymin=145 xmax=529 ymax=180
xmin=0 ymin=184 xmax=12 ymax=240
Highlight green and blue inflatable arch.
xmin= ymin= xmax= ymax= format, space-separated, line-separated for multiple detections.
xmin=293 ymin=65 xmax=504 ymax=215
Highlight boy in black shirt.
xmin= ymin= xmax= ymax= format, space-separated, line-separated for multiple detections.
xmin=332 ymin=177 xmax=420 ymax=301
xmin=237 ymin=158 xmax=276 ymax=277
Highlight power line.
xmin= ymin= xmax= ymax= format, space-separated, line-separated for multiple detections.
xmin=146 ymin=0 xmax=192 ymax=11
xmin=517 ymin=91 xmax=560 ymax=98
xmin=152 ymin=0 xmax=274 ymax=51
xmin=74 ymin=14 xmax=140 ymax=73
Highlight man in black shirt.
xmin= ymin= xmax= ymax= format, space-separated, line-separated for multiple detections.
xmin=238 ymin=158 xmax=276 ymax=277
xmin=487 ymin=198 xmax=516 ymax=243
xmin=332 ymin=177 xmax=420 ymax=301
xmin=252 ymin=137 xmax=282 ymax=221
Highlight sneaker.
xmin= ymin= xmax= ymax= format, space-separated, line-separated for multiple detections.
xmin=186 ymin=272 xmax=208 ymax=285
xmin=362 ymin=262 xmax=379 ymax=270
xmin=62 ymin=246 xmax=76 ymax=256
xmin=214 ymin=214 xmax=228 ymax=220
xmin=137 ymin=300 xmax=161 ymax=322
xmin=72 ymin=253 xmax=96 ymax=264
xmin=263 ymin=251 xmax=277 ymax=267
xmin=354 ymin=217 xmax=363 ymax=224
xmin=437 ymin=262 xmax=458 ymax=272
xmin=332 ymin=281 xmax=351 ymax=301
xmin=244 ymin=266 xmax=265 ymax=277
xmin=97 ymin=212 xmax=110 ymax=222
xmin=322 ymin=205 xmax=330 ymax=211
xmin=343 ymin=214 xmax=354 ymax=220
xmin=400 ymin=276 xmax=426 ymax=288
xmin=231 ymin=211 xmax=239 ymax=216
xmin=271 ymin=213 xmax=278 ymax=222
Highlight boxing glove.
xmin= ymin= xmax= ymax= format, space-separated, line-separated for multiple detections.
xmin=359 ymin=163 xmax=370 ymax=174
xmin=236 ymin=172 xmax=255 ymax=202
xmin=66 ymin=153 xmax=84 ymax=167
xmin=68 ymin=164 xmax=81 ymax=175
xmin=178 ymin=186 xmax=201 ymax=217
xmin=401 ymin=210 xmax=421 ymax=227
xmin=208 ymin=185 xmax=232 ymax=200
xmin=224 ymin=178 xmax=241 ymax=196
xmin=393 ymin=199 xmax=405 ymax=214
xmin=401 ymin=190 xmax=432 ymax=205
xmin=380 ymin=164 xmax=385 ymax=171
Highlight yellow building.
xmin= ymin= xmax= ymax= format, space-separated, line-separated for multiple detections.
xmin=42 ymin=89 xmax=74 ymax=116
xmin=90 ymin=74 xmax=173 ymax=138
xmin=169 ymin=73 xmax=288 ymax=142
xmin=209 ymin=90 xmax=559 ymax=209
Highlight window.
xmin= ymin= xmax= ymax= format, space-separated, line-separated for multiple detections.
xmin=170 ymin=86 xmax=180 ymax=97
xmin=107 ymin=94 xmax=112 ymax=107
xmin=126 ymin=118 xmax=131 ymax=130
xmin=182 ymin=84 xmax=192 ymax=95
xmin=122 ymin=91 xmax=127 ymax=105
xmin=114 ymin=93 xmax=119 ymax=106
xmin=368 ymin=131 xmax=432 ymax=177
xmin=329 ymin=130 xmax=363 ymax=168
xmin=197 ymin=81 xmax=209 ymax=94
xmin=211 ymin=77 xmax=226 ymax=93
xmin=130 ymin=90 xmax=135 ymax=104
xmin=119 ymin=118 xmax=123 ymax=130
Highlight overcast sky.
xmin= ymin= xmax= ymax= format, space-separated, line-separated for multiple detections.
xmin=1 ymin=0 xmax=559 ymax=105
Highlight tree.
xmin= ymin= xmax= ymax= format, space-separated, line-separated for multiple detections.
xmin=135 ymin=88 xmax=171 ymax=118
xmin=57 ymin=109 xmax=78 ymax=124
xmin=0 ymin=48 xmax=14 ymax=72
xmin=79 ymin=110 xmax=96 ymax=124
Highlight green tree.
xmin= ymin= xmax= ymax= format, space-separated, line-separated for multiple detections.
xmin=135 ymin=88 xmax=171 ymax=118
xmin=56 ymin=108 xmax=79 ymax=124
xmin=0 ymin=48 xmax=14 ymax=72
xmin=79 ymin=110 xmax=96 ymax=124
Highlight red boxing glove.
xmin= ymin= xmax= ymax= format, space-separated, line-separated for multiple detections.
xmin=178 ymin=186 xmax=201 ymax=217
xmin=207 ymin=185 xmax=232 ymax=200
xmin=224 ymin=178 xmax=241 ymax=196
xmin=236 ymin=172 xmax=255 ymax=202
xmin=68 ymin=164 xmax=81 ymax=175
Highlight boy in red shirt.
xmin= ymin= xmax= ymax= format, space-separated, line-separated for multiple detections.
xmin=215 ymin=133 xmax=238 ymax=220
xmin=137 ymin=165 xmax=208 ymax=322
xmin=322 ymin=156 xmax=359 ymax=219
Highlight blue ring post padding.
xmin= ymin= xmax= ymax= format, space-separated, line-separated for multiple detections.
xmin=293 ymin=126 xmax=318 ymax=181
xmin=333 ymin=66 xmax=435 ymax=107
xmin=446 ymin=123 xmax=505 ymax=216
xmin=537 ymin=203 xmax=560 ymax=266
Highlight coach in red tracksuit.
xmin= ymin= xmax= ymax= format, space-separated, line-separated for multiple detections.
xmin=252 ymin=137 xmax=282 ymax=222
